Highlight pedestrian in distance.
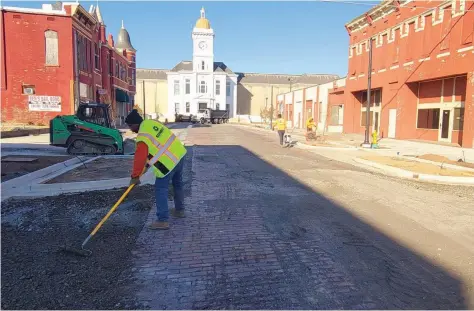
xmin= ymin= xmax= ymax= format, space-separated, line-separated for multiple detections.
xmin=125 ymin=109 xmax=187 ymax=230
xmin=272 ymin=113 xmax=287 ymax=147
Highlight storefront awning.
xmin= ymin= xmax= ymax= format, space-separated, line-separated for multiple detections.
xmin=115 ymin=88 xmax=129 ymax=103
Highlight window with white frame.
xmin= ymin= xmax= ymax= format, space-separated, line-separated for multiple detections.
xmin=201 ymin=61 xmax=205 ymax=70
xmin=175 ymin=103 xmax=180 ymax=114
xmin=200 ymin=81 xmax=207 ymax=93
xmin=216 ymin=103 xmax=220 ymax=110
xmin=226 ymin=81 xmax=231 ymax=96
xmin=215 ymin=80 xmax=221 ymax=95
xmin=45 ymin=30 xmax=59 ymax=66
xmin=185 ymin=79 xmax=190 ymax=94
xmin=186 ymin=102 xmax=190 ymax=113
xmin=174 ymin=80 xmax=180 ymax=95
xmin=131 ymin=69 xmax=135 ymax=86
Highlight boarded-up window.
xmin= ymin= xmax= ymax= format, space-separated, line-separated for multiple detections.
xmin=423 ymin=14 xmax=433 ymax=56
xmin=417 ymin=108 xmax=440 ymax=129
xmin=440 ymin=7 xmax=452 ymax=50
xmin=392 ymin=28 xmax=400 ymax=64
xmin=45 ymin=30 xmax=58 ymax=65
xmin=361 ymin=111 xmax=374 ymax=127
xmin=461 ymin=7 xmax=474 ymax=44
xmin=453 ymin=108 xmax=464 ymax=130
xmin=406 ymin=22 xmax=416 ymax=61
xmin=331 ymin=105 xmax=343 ymax=125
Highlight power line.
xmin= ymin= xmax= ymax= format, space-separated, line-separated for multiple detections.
xmin=317 ymin=0 xmax=474 ymax=13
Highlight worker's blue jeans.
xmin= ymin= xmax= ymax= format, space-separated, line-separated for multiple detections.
xmin=154 ymin=158 xmax=185 ymax=222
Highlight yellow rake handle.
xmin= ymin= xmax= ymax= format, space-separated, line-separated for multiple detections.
xmin=81 ymin=184 xmax=135 ymax=248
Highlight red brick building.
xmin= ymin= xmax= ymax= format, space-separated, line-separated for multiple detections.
xmin=344 ymin=0 xmax=474 ymax=147
xmin=0 ymin=2 xmax=136 ymax=126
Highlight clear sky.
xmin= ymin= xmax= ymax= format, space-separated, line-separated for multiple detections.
xmin=3 ymin=1 xmax=373 ymax=77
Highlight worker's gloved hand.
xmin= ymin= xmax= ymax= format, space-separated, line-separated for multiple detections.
xmin=130 ymin=177 xmax=141 ymax=186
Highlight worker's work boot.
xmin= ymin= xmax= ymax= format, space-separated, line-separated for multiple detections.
xmin=170 ymin=208 xmax=186 ymax=218
xmin=148 ymin=221 xmax=169 ymax=230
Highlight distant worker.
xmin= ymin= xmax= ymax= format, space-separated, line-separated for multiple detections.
xmin=125 ymin=109 xmax=187 ymax=230
xmin=305 ymin=117 xmax=316 ymax=141
xmin=273 ymin=114 xmax=287 ymax=147
xmin=306 ymin=117 xmax=315 ymax=132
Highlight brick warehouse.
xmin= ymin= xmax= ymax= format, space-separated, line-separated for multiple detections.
xmin=344 ymin=0 xmax=474 ymax=148
xmin=0 ymin=2 xmax=136 ymax=126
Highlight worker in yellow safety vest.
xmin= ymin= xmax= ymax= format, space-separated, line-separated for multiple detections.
xmin=272 ymin=114 xmax=287 ymax=147
xmin=125 ymin=109 xmax=187 ymax=230
xmin=306 ymin=117 xmax=315 ymax=133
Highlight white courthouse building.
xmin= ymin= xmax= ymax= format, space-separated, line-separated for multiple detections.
xmin=136 ymin=8 xmax=339 ymax=124
xmin=166 ymin=8 xmax=238 ymax=121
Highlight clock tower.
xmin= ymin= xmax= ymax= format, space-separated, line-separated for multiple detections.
xmin=192 ymin=7 xmax=214 ymax=73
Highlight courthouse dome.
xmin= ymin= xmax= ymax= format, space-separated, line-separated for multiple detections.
xmin=195 ymin=7 xmax=210 ymax=29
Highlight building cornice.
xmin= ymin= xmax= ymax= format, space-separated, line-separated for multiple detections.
xmin=1 ymin=6 xmax=67 ymax=16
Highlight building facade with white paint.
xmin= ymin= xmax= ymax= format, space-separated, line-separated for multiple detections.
xmin=166 ymin=8 xmax=238 ymax=121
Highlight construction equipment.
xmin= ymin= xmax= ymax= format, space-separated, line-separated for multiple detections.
xmin=50 ymin=102 xmax=124 ymax=155
xmin=60 ymin=184 xmax=136 ymax=257
xmin=197 ymin=108 xmax=229 ymax=124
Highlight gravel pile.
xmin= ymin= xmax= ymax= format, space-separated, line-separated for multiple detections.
xmin=1 ymin=186 xmax=155 ymax=310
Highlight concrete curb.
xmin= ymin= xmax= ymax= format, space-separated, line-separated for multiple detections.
xmin=1 ymin=127 xmax=49 ymax=138
xmin=354 ymin=157 xmax=474 ymax=186
xmin=2 ymin=156 xmax=92 ymax=190
xmin=400 ymin=156 xmax=474 ymax=173
xmin=3 ymin=170 xmax=156 ymax=200
xmin=2 ymin=124 xmax=194 ymax=201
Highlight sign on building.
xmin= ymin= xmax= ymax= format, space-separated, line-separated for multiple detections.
xmin=28 ymin=95 xmax=61 ymax=112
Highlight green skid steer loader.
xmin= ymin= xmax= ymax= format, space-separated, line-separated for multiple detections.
xmin=50 ymin=102 xmax=125 ymax=155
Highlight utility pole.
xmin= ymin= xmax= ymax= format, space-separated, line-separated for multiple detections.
xmin=142 ymin=80 xmax=146 ymax=120
xmin=362 ymin=37 xmax=373 ymax=147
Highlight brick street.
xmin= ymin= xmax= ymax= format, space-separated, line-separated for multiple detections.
xmin=117 ymin=124 xmax=473 ymax=309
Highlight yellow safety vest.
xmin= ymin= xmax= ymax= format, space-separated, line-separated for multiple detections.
xmin=135 ymin=120 xmax=187 ymax=178
xmin=274 ymin=118 xmax=286 ymax=131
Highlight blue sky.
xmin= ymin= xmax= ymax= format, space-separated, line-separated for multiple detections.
xmin=3 ymin=1 xmax=373 ymax=76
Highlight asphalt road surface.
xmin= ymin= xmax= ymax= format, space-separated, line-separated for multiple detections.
xmin=2 ymin=123 xmax=473 ymax=309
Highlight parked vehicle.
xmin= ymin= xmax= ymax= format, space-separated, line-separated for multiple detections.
xmin=175 ymin=113 xmax=198 ymax=123
xmin=196 ymin=108 xmax=229 ymax=124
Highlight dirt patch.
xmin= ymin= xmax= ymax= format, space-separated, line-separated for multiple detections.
xmin=361 ymin=155 xmax=474 ymax=177
xmin=1 ymin=186 xmax=154 ymax=310
xmin=46 ymin=157 xmax=133 ymax=183
xmin=304 ymin=140 xmax=350 ymax=148
xmin=1 ymin=156 xmax=72 ymax=183
xmin=416 ymin=154 xmax=474 ymax=169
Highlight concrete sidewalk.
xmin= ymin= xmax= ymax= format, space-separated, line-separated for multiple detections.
xmin=232 ymin=124 xmax=474 ymax=185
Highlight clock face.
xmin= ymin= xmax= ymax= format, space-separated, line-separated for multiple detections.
xmin=198 ymin=41 xmax=207 ymax=50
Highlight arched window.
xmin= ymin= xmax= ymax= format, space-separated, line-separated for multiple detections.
xmin=200 ymin=81 xmax=207 ymax=94
xmin=201 ymin=61 xmax=205 ymax=70
xmin=45 ymin=30 xmax=59 ymax=65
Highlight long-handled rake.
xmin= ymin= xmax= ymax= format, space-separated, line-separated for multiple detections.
xmin=60 ymin=184 xmax=136 ymax=257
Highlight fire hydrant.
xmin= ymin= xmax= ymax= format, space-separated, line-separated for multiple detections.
xmin=371 ymin=130 xmax=379 ymax=149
